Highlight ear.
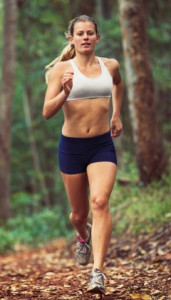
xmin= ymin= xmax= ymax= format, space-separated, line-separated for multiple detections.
xmin=96 ymin=34 xmax=100 ymax=44
xmin=68 ymin=35 xmax=74 ymax=46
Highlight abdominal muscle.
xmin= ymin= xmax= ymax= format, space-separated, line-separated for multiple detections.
xmin=62 ymin=97 xmax=111 ymax=138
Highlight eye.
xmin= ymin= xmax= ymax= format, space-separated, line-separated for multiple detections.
xmin=88 ymin=31 xmax=94 ymax=35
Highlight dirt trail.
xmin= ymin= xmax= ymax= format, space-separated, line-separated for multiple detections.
xmin=0 ymin=222 xmax=170 ymax=299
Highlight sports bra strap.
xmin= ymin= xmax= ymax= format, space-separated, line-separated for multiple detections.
xmin=96 ymin=57 xmax=106 ymax=70
xmin=69 ymin=59 xmax=77 ymax=71
xmin=70 ymin=57 xmax=105 ymax=73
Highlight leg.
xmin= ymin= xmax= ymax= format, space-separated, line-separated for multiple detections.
xmin=61 ymin=172 xmax=89 ymax=240
xmin=87 ymin=162 xmax=117 ymax=271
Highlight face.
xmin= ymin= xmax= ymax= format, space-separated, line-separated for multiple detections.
xmin=69 ymin=21 xmax=100 ymax=54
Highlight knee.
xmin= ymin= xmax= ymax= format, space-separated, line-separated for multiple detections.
xmin=69 ymin=211 xmax=87 ymax=225
xmin=91 ymin=194 xmax=109 ymax=213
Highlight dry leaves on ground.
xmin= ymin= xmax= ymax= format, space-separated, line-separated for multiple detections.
xmin=0 ymin=222 xmax=170 ymax=300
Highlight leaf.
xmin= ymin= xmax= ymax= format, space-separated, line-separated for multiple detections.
xmin=129 ymin=293 xmax=152 ymax=300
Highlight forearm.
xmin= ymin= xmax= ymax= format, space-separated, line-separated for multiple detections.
xmin=43 ymin=90 xmax=68 ymax=120
xmin=112 ymin=80 xmax=123 ymax=119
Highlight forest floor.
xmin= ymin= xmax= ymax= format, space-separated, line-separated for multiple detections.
xmin=0 ymin=222 xmax=170 ymax=300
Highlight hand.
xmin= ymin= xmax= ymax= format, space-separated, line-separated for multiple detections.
xmin=62 ymin=71 xmax=74 ymax=95
xmin=110 ymin=116 xmax=123 ymax=138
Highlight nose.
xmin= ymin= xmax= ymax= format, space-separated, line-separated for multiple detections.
xmin=83 ymin=33 xmax=89 ymax=39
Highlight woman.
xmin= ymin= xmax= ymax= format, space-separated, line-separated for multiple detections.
xmin=43 ymin=15 xmax=123 ymax=295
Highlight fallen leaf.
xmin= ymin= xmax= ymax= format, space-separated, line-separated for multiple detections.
xmin=129 ymin=293 xmax=152 ymax=299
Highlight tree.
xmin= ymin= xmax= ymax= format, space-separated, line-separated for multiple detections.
xmin=0 ymin=0 xmax=18 ymax=222
xmin=15 ymin=0 xmax=67 ymax=207
xmin=23 ymin=89 xmax=50 ymax=206
xmin=96 ymin=0 xmax=114 ymax=19
xmin=118 ymin=0 xmax=167 ymax=183
xmin=69 ymin=0 xmax=96 ymax=18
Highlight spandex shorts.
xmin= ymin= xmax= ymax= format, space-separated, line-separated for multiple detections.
xmin=58 ymin=131 xmax=117 ymax=174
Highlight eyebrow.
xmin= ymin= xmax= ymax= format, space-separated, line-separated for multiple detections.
xmin=77 ymin=30 xmax=94 ymax=33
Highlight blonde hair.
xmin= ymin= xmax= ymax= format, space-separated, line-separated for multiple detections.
xmin=45 ymin=15 xmax=99 ymax=84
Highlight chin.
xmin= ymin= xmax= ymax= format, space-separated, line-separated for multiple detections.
xmin=81 ymin=49 xmax=94 ymax=55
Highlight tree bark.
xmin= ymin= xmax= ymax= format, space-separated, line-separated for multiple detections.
xmin=96 ymin=0 xmax=114 ymax=19
xmin=119 ymin=0 xmax=167 ymax=183
xmin=23 ymin=89 xmax=50 ymax=207
xmin=0 ymin=0 xmax=18 ymax=222
xmin=69 ymin=0 xmax=96 ymax=18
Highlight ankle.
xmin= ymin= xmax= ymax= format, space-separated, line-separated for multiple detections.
xmin=77 ymin=235 xmax=87 ymax=243
xmin=92 ymin=267 xmax=103 ymax=273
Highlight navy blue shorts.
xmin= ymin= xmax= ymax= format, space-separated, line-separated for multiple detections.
xmin=58 ymin=131 xmax=117 ymax=174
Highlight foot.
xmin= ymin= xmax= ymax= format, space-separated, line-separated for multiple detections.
xmin=87 ymin=268 xmax=106 ymax=294
xmin=76 ymin=223 xmax=92 ymax=265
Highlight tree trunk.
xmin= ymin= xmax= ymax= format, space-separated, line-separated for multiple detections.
xmin=69 ymin=0 xmax=96 ymax=18
xmin=23 ymin=89 xmax=50 ymax=207
xmin=96 ymin=0 xmax=114 ymax=19
xmin=118 ymin=0 xmax=167 ymax=183
xmin=0 ymin=0 xmax=18 ymax=222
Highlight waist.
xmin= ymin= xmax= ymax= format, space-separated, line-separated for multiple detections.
xmin=61 ymin=130 xmax=111 ymax=141
xmin=59 ymin=131 xmax=114 ymax=154
xmin=62 ymin=124 xmax=110 ymax=138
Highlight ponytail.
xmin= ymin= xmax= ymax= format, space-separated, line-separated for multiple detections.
xmin=45 ymin=43 xmax=75 ymax=84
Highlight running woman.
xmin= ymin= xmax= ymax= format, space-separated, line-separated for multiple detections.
xmin=43 ymin=15 xmax=123 ymax=295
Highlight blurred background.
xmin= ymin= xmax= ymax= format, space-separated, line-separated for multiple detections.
xmin=0 ymin=0 xmax=170 ymax=253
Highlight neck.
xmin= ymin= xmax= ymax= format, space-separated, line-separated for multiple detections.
xmin=74 ymin=52 xmax=97 ymax=67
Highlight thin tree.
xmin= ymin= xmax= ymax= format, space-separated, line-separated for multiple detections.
xmin=23 ymin=89 xmax=50 ymax=207
xmin=69 ymin=0 xmax=96 ymax=18
xmin=0 ymin=0 xmax=18 ymax=221
xmin=96 ymin=0 xmax=114 ymax=19
xmin=119 ymin=0 xmax=167 ymax=183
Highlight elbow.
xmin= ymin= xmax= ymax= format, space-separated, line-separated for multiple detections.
xmin=42 ymin=108 xmax=50 ymax=120
xmin=120 ymin=78 xmax=124 ymax=88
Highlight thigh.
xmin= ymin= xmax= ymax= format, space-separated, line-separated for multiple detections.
xmin=87 ymin=162 xmax=117 ymax=201
xmin=61 ymin=172 xmax=89 ymax=214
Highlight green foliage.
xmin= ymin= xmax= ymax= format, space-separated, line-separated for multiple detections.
xmin=12 ymin=192 xmax=34 ymax=214
xmin=148 ymin=21 xmax=171 ymax=90
xmin=96 ymin=17 xmax=122 ymax=61
xmin=111 ymin=155 xmax=171 ymax=235
xmin=0 ymin=228 xmax=15 ymax=253
xmin=0 ymin=0 xmax=4 ymax=79
xmin=0 ymin=202 xmax=72 ymax=254
xmin=147 ymin=2 xmax=171 ymax=90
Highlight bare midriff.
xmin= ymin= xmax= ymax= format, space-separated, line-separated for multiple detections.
xmin=62 ymin=97 xmax=111 ymax=138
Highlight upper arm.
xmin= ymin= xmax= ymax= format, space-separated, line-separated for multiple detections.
xmin=113 ymin=62 xmax=122 ymax=85
xmin=103 ymin=57 xmax=122 ymax=86
xmin=110 ymin=59 xmax=122 ymax=85
xmin=44 ymin=63 xmax=63 ymax=103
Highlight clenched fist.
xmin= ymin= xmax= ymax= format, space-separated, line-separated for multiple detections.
xmin=62 ymin=71 xmax=74 ymax=95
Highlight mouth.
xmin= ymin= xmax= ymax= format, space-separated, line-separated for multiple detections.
xmin=81 ymin=42 xmax=91 ymax=46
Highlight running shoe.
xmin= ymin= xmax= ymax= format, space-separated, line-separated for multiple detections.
xmin=87 ymin=268 xmax=106 ymax=294
xmin=76 ymin=223 xmax=92 ymax=265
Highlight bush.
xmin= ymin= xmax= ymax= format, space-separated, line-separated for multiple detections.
xmin=0 ymin=205 xmax=72 ymax=254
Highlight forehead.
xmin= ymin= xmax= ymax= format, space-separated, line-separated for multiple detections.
xmin=73 ymin=21 xmax=95 ymax=32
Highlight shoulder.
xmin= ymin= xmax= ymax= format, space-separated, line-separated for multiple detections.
xmin=100 ymin=57 xmax=121 ymax=84
xmin=100 ymin=57 xmax=120 ymax=72
xmin=49 ymin=60 xmax=72 ymax=79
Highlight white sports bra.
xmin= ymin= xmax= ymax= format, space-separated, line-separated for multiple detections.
xmin=66 ymin=57 xmax=113 ymax=101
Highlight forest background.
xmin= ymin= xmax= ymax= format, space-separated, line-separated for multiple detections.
xmin=0 ymin=0 xmax=170 ymax=253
